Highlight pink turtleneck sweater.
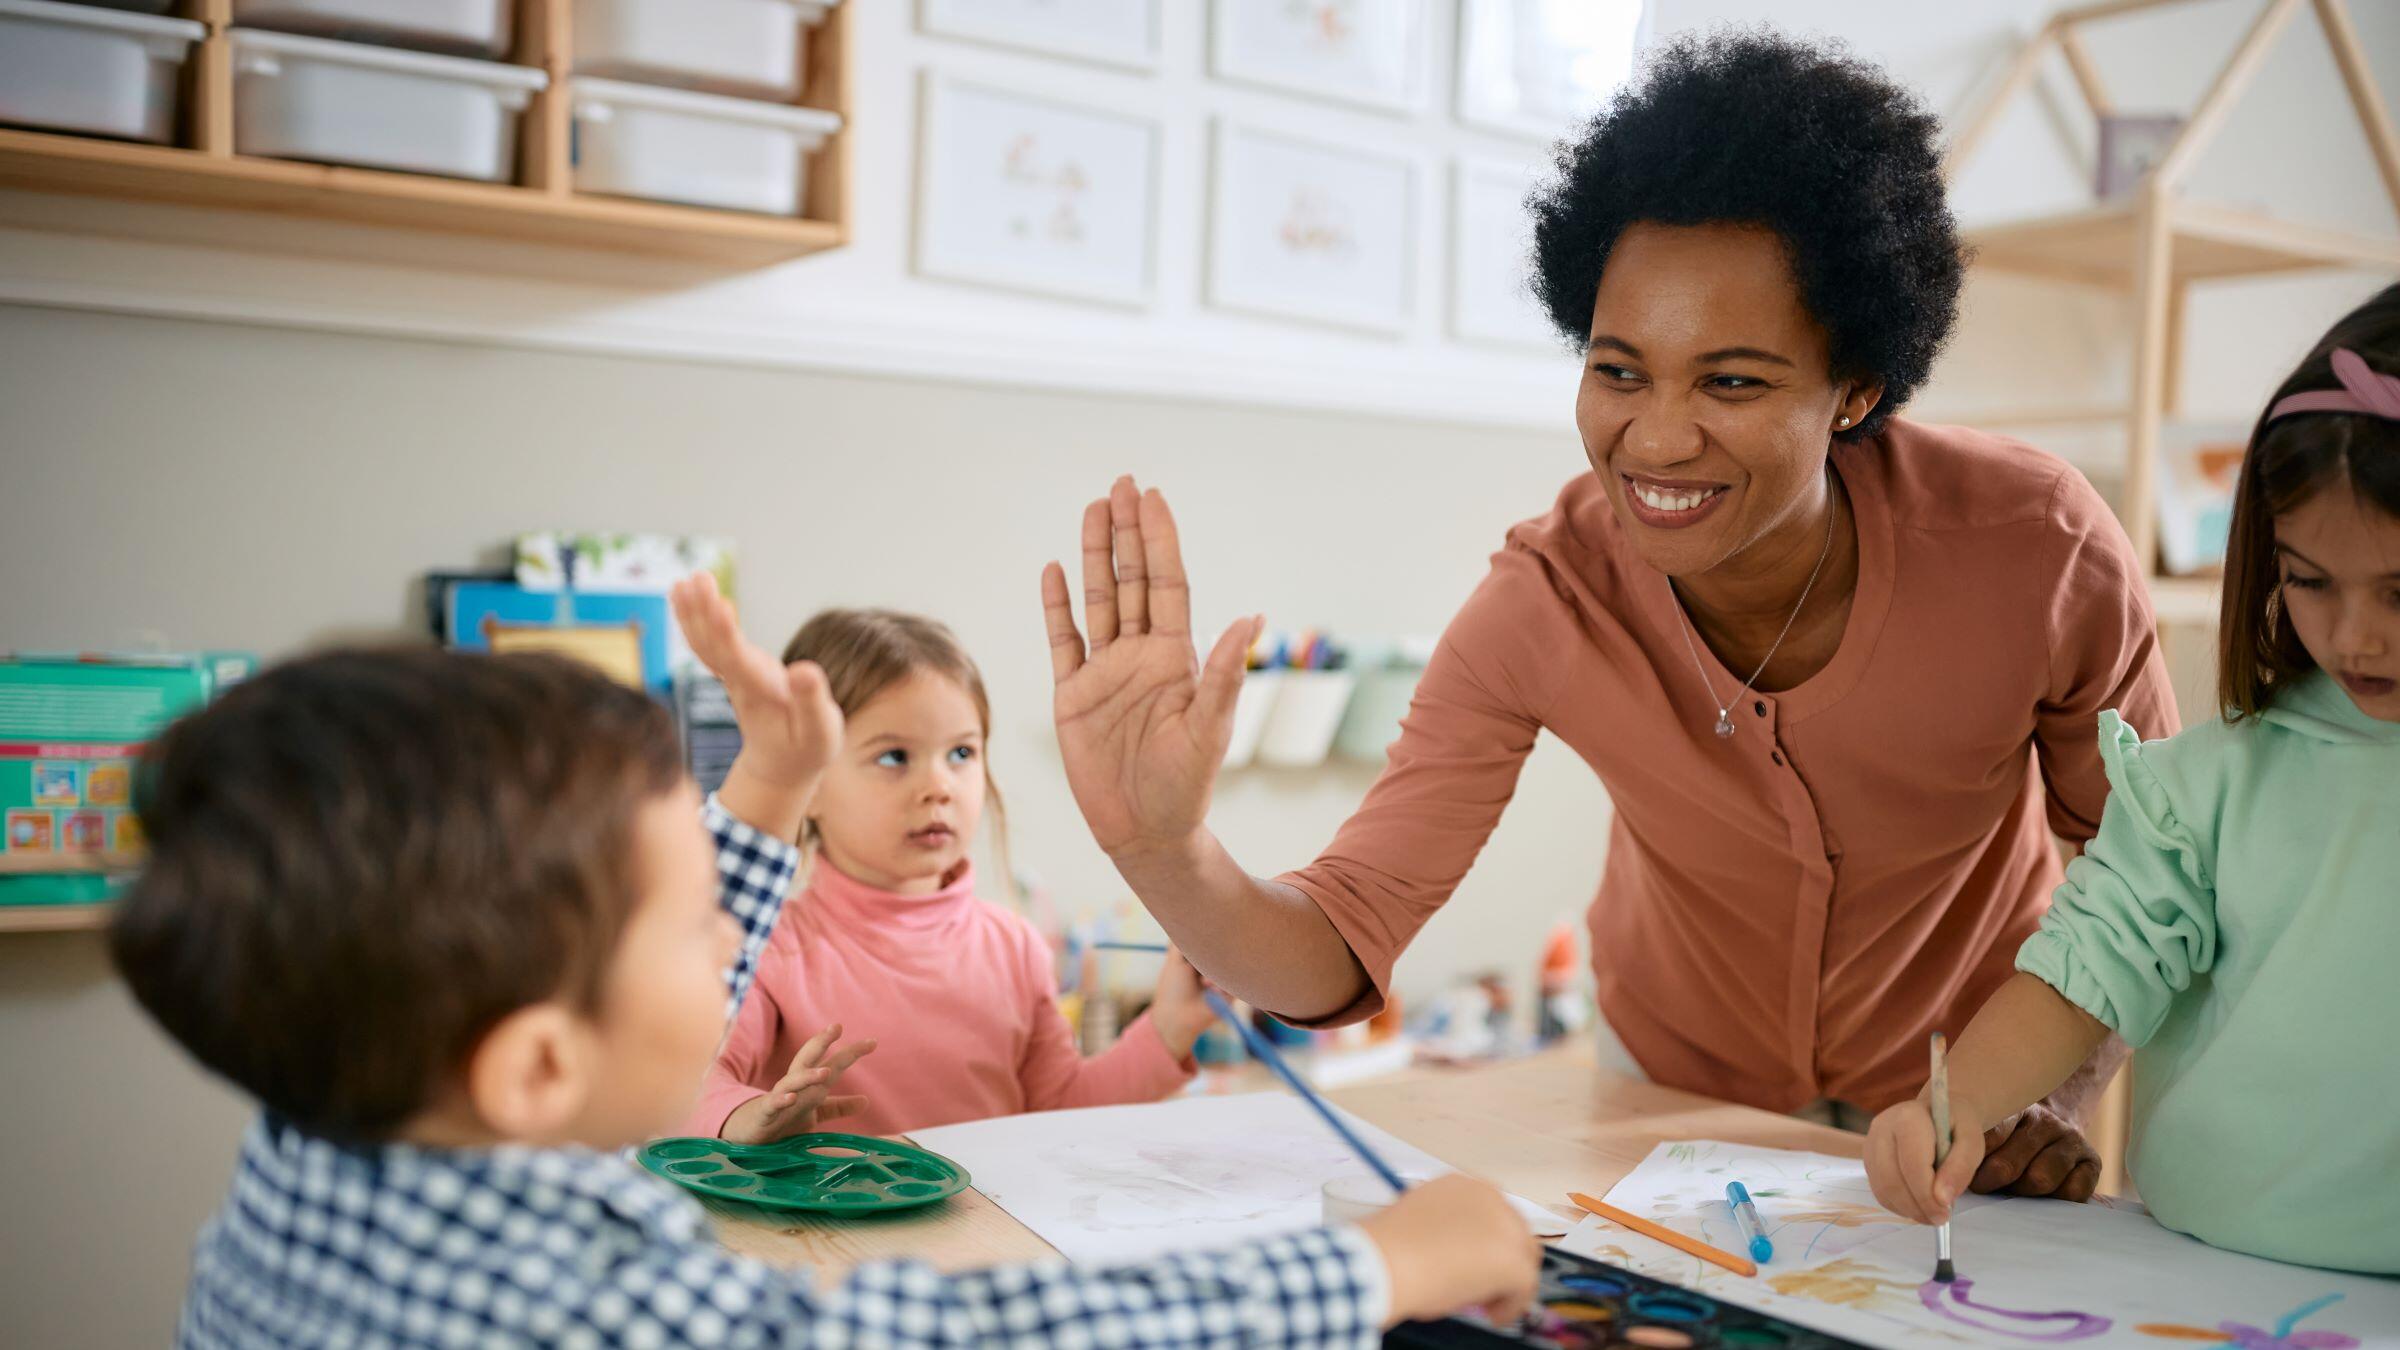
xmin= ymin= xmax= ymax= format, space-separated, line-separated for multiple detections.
xmin=687 ymin=860 xmax=1195 ymax=1139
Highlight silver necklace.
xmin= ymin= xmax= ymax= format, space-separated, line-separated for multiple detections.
xmin=1672 ymin=478 xmax=1840 ymax=739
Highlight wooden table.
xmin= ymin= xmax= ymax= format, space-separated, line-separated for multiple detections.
xmin=701 ymin=1043 xmax=1863 ymax=1274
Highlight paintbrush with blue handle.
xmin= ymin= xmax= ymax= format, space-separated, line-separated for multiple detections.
xmin=1202 ymin=989 xmax=1409 ymax=1194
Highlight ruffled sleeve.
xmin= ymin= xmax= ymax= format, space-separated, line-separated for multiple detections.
xmin=2015 ymin=711 xmax=2220 ymax=1047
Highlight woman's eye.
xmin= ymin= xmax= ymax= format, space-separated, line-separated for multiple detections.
xmin=1591 ymin=364 xmax=1641 ymax=382
xmin=875 ymin=749 xmax=907 ymax=768
xmin=1706 ymin=375 xmax=1761 ymax=391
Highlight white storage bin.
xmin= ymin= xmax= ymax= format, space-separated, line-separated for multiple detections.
xmin=1256 ymin=670 xmax=1357 ymax=769
xmin=230 ymin=29 xmax=545 ymax=183
xmin=571 ymin=78 xmax=837 ymax=216
xmin=1221 ymin=670 xmax=1282 ymax=769
xmin=572 ymin=0 xmax=834 ymax=100
xmin=0 ymin=0 xmax=203 ymax=144
xmin=230 ymin=0 xmax=516 ymax=59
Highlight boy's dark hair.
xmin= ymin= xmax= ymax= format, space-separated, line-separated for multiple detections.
xmin=110 ymin=647 xmax=685 ymax=1142
xmin=1527 ymin=29 xmax=1964 ymax=441
xmin=2219 ymin=283 xmax=2400 ymax=719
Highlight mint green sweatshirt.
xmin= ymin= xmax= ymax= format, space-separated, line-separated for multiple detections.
xmin=2016 ymin=669 xmax=2400 ymax=1275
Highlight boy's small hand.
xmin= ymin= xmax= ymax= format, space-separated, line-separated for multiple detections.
xmin=1358 ymin=1174 xmax=1541 ymax=1328
xmin=1865 ymin=1090 xmax=1985 ymax=1225
xmin=1148 ymin=948 xmax=1216 ymax=1059
xmin=721 ymin=1023 xmax=877 ymax=1146
xmin=672 ymin=573 xmax=842 ymax=839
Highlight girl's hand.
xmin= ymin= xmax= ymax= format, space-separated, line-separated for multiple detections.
xmin=721 ymin=1023 xmax=877 ymax=1146
xmin=1041 ymin=479 xmax=1261 ymax=865
xmin=1147 ymin=948 xmax=1216 ymax=1059
xmin=1865 ymin=1088 xmax=1985 ymax=1224
xmin=672 ymin=572 xmax=844 ymax=840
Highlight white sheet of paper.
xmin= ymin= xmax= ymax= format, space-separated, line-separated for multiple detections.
xmin=1558 ymin=1140 xmax=2400 ymax=1349
xmin=907 ymin=1093 xmax=1564 ymax=1268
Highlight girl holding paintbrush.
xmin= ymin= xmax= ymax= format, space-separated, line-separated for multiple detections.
xmin=1866 ymin=288 xmax=2400 ymax=1275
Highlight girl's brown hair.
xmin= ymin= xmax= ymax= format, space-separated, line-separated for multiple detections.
xmin=782 ymin=609 xmax=1013 ymax=891
xmin=2219 ymin=283 xmax=2400 ymax=719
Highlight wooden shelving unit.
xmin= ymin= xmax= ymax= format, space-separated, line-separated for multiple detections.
xmin=0 ymin=0 xmax=851 ymax=264
xmin=1944 ymin=0 xmax=2400 ymax=624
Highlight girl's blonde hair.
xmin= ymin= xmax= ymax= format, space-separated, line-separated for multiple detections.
xmin=781 ymin=609 xmax=1013 ymax=893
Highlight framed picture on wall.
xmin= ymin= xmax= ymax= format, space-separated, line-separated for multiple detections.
xmin=918 ymin=0 xmax=1163 ymax=72
xmin=914 ymin=75 xmax=1161 ymax=308
xmin=1455 ymin=0 xmax=1643 ymax=142
xmin=1451 ymin=157 xmax=1556 ymax=351
xmin=1207 ymin=120 xmax=1416 ymax=334
xmin=1209 ymin=0 xmax=1427 ymax=115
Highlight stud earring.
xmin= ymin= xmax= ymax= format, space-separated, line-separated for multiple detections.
xmin=1837 ymin=415 xmax=1853 ymax=428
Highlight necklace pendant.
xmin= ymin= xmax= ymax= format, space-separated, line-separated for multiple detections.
xmin=1714 ymin=710 xmax=1736 ymax=739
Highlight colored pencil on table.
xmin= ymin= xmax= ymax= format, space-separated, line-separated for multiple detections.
xmin=1566 ymin=1192 xmax=1759 ymax=1278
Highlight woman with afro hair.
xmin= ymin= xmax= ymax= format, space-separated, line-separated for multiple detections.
xmin=1041 ymin=30 xmax=2176 ymax=1201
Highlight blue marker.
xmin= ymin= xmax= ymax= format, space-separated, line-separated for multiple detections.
xmin=1726 ymin=1182 xmax=1774 ymax=1263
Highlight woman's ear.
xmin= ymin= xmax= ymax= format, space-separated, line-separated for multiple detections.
xmin=1836 ymin=380 xmax=1885 ymax=432
xmin=462 ymin=1002 xmax=595 ymax=1143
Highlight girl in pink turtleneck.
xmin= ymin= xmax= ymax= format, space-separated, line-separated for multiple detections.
xmin=686 ymin=608 xmax=1211 ymax=1144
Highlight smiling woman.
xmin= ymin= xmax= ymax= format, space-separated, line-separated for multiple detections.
xmin=1040 ymin=29 xmax=2180 ymax=1204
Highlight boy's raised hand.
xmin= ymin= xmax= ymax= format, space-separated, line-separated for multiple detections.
xmin=672 ymin=572 xmax=842 ymax=841
xmin=721 ymin=1023 xmax=877 ymax=1146
xmin=1865 ymin=1090 xmax=1986 ymax=1225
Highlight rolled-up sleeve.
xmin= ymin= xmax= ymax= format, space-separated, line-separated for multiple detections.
xmin=1275 ymin=546 xmax=1560 ymax=1026
xmin=2016 ymin=711 xmax=2218 ymax=1046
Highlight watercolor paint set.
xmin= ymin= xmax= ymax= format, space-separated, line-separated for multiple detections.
xmin=1388 ymin=1245 xmax=1868 ymax=1350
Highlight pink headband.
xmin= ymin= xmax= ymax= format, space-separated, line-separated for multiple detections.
xmin=2267 ymin=347 xmax=2400 ymax=424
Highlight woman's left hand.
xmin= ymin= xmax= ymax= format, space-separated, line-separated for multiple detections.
xmin=1148 ymin=948 xmax=1217 ymax=1060
xmin=1970 ymin=1101 xmax=2102 ymax=1201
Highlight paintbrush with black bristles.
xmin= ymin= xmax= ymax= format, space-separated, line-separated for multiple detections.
xmin=1929 ymin=1031 xmax=1957 ymax=1283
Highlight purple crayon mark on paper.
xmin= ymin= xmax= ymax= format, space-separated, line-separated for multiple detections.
xmin=1917 ymin=1277 xmax=2112 ymax=1341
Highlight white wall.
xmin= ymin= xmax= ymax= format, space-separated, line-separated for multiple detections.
xmin=0 ymin=0 xmax=2393 ymax=1343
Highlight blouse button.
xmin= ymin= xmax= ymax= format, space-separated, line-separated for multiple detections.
xmin=1771 ymin=751 xmax=1785 ymax=766
xmin=1754 ymin=701 xmax=1767 ymax=716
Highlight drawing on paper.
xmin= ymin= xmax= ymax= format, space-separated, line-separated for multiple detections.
xmin=1918 ymin=1278 xmax=2111 ymax=1341
xmin=2136 ymin=1293 xmax=2362 ymax=1350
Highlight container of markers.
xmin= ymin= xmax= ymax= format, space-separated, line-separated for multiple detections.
xmin=1331 ymin=639 xmax=1433 ymax=763
xmin=1221 ymin=669 xmax=1282 ymax=769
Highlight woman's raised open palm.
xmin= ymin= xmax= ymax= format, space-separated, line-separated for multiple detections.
xmin=1041 ymin=477 xmax=1259 ymax=860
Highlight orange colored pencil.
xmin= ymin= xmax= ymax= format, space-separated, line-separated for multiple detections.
xmin=1567 ymin=1192 xmax=1759 ymax=1278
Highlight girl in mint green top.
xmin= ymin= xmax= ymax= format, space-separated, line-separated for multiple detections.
xmin=1863 ymin=284 xmax=2400 ymax=1275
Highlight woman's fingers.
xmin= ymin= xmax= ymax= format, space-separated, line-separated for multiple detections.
xmin=1081 ymin=498 xmax=1119 ymax=649
xmin=1193 ymin=615 xmax=1262 ymax=738
xmin=1139 ymin=488 xmax=1191 ymax=639
xmin=1110 ymin=477 xmax=1150 ymax=638
xmin=1041 ymin=562 xmax=1087 ymax=681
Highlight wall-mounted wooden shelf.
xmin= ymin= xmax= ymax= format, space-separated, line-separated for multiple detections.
xmin=1966 ymin=197 xmax=2400 ymax=288
xmin=0 ymin=0 xmax=851 ymax=265
xmin=0 ymin=905 xmax=114 ymax=934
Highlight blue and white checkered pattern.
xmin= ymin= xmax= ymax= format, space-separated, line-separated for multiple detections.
xmin=175 ymin=797 xmax=1390 ymax=1348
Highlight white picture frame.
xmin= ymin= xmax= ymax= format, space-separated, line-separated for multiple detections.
xmin=917 ymin=0 xmax=1162 ymax=72
xmin=1451 ymin=157 xmax=1557 ymax=351
xmin=1207 ymin=120 xmax=1416 ymax=334
xmin=1455 ymin=0 xmax=1643 ymax=143
xmin=1209 ymin=0 xmax=1427 ymax=115
xmin=913 ymin=75 xmax=1161 ymax=309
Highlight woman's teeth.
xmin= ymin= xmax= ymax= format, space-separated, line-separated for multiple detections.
xmin=1631 ymin=482 xmax=1723 ymax=512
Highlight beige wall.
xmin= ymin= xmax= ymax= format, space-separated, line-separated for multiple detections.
xmin=0 ymin=302 xmax=1616 ymax=1344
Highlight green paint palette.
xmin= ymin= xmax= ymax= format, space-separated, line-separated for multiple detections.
xmin=637 ymin=1133 xmax=972 ymax=1214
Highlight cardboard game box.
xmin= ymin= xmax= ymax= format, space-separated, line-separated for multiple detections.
xmin=0 ymin=652 xmax=253 ymax=906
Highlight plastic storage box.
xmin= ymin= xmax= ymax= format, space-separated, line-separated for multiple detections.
xmin=0 ymin=0 xmax=204 ymax=144
xmin=230 ymin=0 xmax=517 ymax=59
xmin=571 ymin=78 xmax=838 ymax=216
xmin=229 ymin=28 xmax=546 ymax=182
xmin=572 ymin=0 xmax=835 ymax=100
